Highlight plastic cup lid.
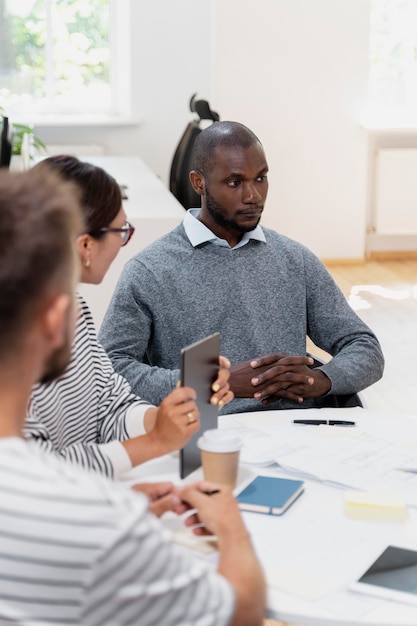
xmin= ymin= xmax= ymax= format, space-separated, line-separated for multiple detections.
xmin=197 ymin=429 xmax=242 ymax=453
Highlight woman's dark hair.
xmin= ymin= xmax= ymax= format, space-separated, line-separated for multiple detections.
xmin=35 ymin=155 xmax=122 ymax=234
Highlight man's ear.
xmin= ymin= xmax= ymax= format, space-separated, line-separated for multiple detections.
xmin=189 ymin=170 xmax=205 ymax=196
xmin=42 ymin=294 xmax=72 ymax=349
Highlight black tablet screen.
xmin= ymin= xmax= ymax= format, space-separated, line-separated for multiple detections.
xmin=179 ymin=333 xmax=220 ymax=479
xmin=359 ymin=546 xmax=417 ymax=594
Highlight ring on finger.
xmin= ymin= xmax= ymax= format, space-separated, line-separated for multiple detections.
xmin=187 ymin=412 xmax=196 ymax=424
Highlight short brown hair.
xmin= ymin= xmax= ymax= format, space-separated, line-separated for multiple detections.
xmin=0 ymin=168 xmax=83 ymax=357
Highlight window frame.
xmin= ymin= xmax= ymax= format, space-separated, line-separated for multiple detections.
xmin=2 ymin=0 xmax=135 ymax=127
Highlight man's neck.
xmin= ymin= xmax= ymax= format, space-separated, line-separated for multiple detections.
xmin=0 ymin=406 xmax=25 ymax=438
xmin=0 ymin=365 xmax=33 ymax=438
xmin=196 ymin=212 xmax=243 ymax=249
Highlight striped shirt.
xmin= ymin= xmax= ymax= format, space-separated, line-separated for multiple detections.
xmin=0 ymin=438 xmax=234 ymax=625
xmin=25 ymin=294 xmax=152 ymax=479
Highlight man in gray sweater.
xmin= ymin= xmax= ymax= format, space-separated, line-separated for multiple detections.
xmin=99 ymin=121 xmax=384 ymax=414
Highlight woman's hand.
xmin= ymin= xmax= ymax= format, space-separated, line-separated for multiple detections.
xmin=210 ymin=355 xmax=234 ymax=408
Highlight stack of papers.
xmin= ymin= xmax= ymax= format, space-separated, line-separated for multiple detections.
xmin=220 ymin=408 xmax=417 ymax=506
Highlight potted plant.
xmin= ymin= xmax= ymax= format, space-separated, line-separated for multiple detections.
xmin=11 ymin=121 xmax=46 ymax=157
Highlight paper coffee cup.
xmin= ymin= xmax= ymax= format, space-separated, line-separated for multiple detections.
xmin=197 ymin=429 xmax=242 ymax=488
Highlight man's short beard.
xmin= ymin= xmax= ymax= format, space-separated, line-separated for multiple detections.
xmin=39 ymin=340 xmax=72 ymax=384
xmin=205 ymin=186 xmax=262 ymax=234
xmin=39 ymin=305 xmax=74 ymax=385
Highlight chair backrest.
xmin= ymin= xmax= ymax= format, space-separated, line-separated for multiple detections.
xmin=169 ymin=94 xmax=219 ymax=210
xmin=316 ymin=391 xmax=363 ymax=409
xmin=169 ymin=121 xmax=202 ymax=210
xmin=0 ymin=116 xmax=12 ymax=169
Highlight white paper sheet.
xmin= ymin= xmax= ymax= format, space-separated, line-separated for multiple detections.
xmin=222 ymin=409 xmax=417 ymax=504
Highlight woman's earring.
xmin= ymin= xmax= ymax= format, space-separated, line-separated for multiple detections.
xmin=84 ymin=255 xmax=91 ymax=268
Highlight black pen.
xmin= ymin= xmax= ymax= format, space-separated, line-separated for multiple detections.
xmin=292 ymin=419 xmax=356 ymax=427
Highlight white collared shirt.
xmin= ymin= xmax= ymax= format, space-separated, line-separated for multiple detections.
xmin=184 ymin=208 xmax=266 ymax=250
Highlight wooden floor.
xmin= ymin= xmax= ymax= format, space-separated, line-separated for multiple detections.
xmin=324 ymin=259 xmax=417 ymax=415
xmin=326 ymin=258 xmax=417 ymax=299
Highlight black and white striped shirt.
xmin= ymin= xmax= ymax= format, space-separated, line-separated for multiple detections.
xmin=0 ymin=438 xmax=234 ymax=625
xmin=25 ymin=295 xmax=152 ymax=478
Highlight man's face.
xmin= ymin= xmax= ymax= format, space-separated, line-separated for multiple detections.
xmin=40 ymin=334 xmax=72 ymax=384
xmin=40 ymin=270 xmax=78 ymax=385
xmin=39 ymin=300 xmax=75 ymax=384
xmin=200 ymin=142 xmax=269 ymax=244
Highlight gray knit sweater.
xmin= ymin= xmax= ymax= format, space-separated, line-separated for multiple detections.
xmin=99 ymin=224 xmax=384 ymax=414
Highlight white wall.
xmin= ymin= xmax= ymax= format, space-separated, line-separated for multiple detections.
xmin=37 ymin=0 xmax=214 ymax=184
xmin=213 ymin=0 xmax=370 ymax=260
xmin=37 ymin=0 xmax=371 ymax=260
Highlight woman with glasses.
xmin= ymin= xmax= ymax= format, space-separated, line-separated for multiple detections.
xmin=26 ymin=155 xmax=233 ymax=513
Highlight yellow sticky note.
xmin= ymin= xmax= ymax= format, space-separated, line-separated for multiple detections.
xmin=344 ymin=491 xmax=407 ymax=521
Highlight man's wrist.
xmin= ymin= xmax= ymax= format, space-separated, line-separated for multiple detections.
xmin=217 ymin=525 xmax=252 ymax=551
xmin=315 ymin=370 xmax=332 ymax=396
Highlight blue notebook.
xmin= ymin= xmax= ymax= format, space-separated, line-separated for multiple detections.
xmin=237 ymin=475 xmax=304 ymax=516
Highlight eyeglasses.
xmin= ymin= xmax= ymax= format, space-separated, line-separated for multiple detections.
xmin=89 ymin=221 xmax=135 ymax=247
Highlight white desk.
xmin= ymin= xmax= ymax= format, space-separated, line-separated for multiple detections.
xmin=73 ymin=156 xmax=185 ymax=329
xmin=123 ymin=408 xmax=417 ymax=626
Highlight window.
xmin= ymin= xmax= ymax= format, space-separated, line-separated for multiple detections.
xmin=368 ymin=0 xmax=417 ymax=126
xmin=0 ymin=0 xmax=130 ymax=119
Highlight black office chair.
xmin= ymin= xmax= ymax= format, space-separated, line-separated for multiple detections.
xmin=169 ymin=94 xmax=219 ymax=210
xmin=308 ymin=353 xmax=363 ymax=408
xmin=0 ymin=116 xmax=12 ymax=169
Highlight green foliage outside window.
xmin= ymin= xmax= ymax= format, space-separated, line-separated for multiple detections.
xmin=0 ymin=0 xmax=110 ymax=114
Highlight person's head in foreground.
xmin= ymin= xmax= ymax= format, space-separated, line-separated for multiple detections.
xmin=0 ymin=167 xmax=82 ymax=394
xmin=0 ymin=169 xmax=265 ymax=625
xmin=35 ymin=155 xmax=135 ymax=285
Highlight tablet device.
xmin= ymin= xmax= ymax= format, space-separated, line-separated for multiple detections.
xmin=180 ymin=332 xmax=220 ymax=479
xmin=349 ymin=545 xmax=417 ymax=606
